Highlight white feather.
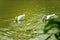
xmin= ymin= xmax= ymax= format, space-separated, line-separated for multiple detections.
xmin=46 ymin=14 xmax=55 ymax=19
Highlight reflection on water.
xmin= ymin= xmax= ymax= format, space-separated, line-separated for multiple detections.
xmin=0 ymin=0 xmax=60 ymax=40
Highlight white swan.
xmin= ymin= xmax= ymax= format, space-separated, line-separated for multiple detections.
xmin=15 ymin=14 xmax=25 ymax=23
xmin=42 ymin=14 xmax=55 ymax=22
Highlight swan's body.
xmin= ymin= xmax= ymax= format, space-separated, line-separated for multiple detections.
xmin=46 ymin=14 xmax=55 ymax=19
xmin=15 ymin=14 xmax=25 ymax=23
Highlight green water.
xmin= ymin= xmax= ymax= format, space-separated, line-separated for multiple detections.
xmin=0 ymin=0 xmax=60 ymax=40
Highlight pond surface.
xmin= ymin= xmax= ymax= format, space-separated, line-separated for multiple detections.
xmin=0 ymin=0 xmax=60 ymax=40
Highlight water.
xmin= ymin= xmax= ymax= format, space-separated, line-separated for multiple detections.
xmin=0 ymin=0 xmax=60 ymax=40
